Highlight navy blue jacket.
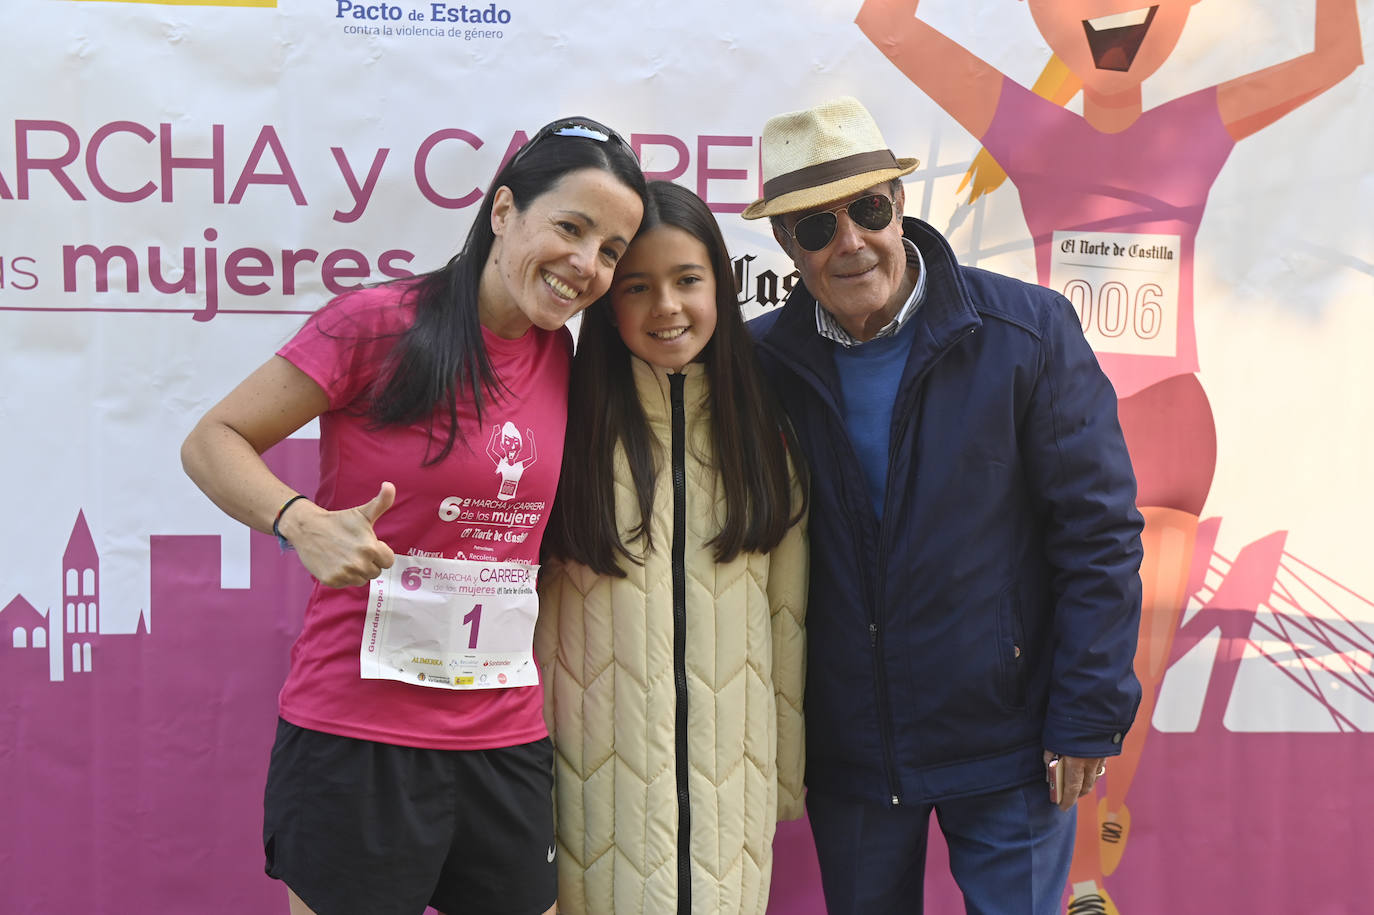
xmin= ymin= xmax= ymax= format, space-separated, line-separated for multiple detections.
xmin=750 ymin=217 xmax=1144 ymax=805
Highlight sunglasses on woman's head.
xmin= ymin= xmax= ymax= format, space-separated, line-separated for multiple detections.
xmin=510 ymin=118 xmax=636 ymax=168
xmin=787 ymin=193 xmax=896 ymax=252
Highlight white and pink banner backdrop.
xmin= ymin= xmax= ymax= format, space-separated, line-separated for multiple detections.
xmin=2 ymin=1 xmax=1371 ymax=912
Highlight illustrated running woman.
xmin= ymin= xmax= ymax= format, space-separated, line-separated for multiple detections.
xmin=488 ymin=421 xmax=538 ymax=501
xmin=856 ymin=0 xmax=1363 ymax=910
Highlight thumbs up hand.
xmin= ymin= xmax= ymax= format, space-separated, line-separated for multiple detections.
xmin=356 ymin=482 xmax=396 ymax=526
xmin=278 ymin=482 xmax=399 ymax=588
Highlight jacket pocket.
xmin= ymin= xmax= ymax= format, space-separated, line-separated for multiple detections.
xmin=997 ymin=589 xmax=1028 ymax=710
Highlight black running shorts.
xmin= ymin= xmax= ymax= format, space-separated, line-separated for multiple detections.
xmin=262 ymin=718 xmax=557 ymax=915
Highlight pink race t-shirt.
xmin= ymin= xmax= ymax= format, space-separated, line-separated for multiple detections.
xmin=274 ymin=282 xmax=572 ymax=750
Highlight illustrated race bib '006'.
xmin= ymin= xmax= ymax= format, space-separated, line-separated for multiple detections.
xmin=360 ymin=555 xmax=539 ymax=690
xmin=1049 ymin=230 xmax=1181 ymax=358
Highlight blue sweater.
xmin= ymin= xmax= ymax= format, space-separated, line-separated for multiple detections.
xmin=834 ymin=317 xmax=919 ymax=519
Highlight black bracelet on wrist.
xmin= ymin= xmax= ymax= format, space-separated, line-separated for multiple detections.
xmin=272 ymin=494 xmax=309 ymax=552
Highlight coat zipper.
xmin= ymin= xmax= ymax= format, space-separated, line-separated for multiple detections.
xmin=763 ymin=332 xmax=907 ymax=807
xmin=873 ymin=325 xmax=979 ymax=807
xmin=670 ymin=372 xmax=692 ymax=915
xmin=868 ymin=620 xmax=901 ymax=806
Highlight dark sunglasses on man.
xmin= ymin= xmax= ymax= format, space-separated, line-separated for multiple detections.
xmin=510 ymin=117 xmax=637 ymax=168
xmin=787 ymin=193 xmax=895 ymax=252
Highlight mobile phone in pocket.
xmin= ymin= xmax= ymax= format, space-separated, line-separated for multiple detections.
xmin=1046 ymin=755 xmax=1064 ymax=805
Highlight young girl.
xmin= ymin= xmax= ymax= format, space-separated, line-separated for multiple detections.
xmin=181 ymin=117 xmax=645 ymax=915
xmin=535 ymin=180 xmax=808 ymax=915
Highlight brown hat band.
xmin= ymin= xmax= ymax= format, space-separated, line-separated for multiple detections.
xmin=762 ymin=149 xmax=900 ymax=201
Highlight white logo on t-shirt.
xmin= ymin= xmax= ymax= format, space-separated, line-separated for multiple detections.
xmin=487 ymin=421 xmax=537 ymax=501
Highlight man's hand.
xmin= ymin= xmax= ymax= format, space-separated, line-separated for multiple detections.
xmin=1043 ymin=749 xmax=1106 ymax=811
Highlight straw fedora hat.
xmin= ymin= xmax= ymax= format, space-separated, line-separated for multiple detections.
xmin=742 ymin=96 xmax=919 ymax=220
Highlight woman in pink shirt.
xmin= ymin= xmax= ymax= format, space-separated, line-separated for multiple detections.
xmin=181 ymin=118 xmax=645 ymax=915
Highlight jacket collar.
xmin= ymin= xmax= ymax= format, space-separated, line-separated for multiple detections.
xmin=631 ymin=357 xmax=708 ymax=422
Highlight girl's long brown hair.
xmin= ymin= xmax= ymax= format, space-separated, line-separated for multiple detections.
xmin=544 ymin=181 xmax=805 ymax=576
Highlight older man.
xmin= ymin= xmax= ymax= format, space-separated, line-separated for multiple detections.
xmin=745 ymin=97 xmax=1144 ymax=915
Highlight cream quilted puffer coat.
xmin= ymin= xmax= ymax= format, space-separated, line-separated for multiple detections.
xmin=535 ymin=359 xmax=807 ymax=915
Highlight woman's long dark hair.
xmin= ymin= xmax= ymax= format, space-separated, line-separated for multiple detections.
xmin=546 ymin=180 xmax=806 ymax=575
xmin=363 ymin=119 xmax=646 ymax=464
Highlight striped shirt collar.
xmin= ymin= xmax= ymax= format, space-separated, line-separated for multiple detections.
xmin=815 ymin=238 xmax=926 ymax=347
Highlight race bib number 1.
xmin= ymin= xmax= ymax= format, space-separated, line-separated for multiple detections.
xmin=361 ymin=556 xmax=539 ymax=690
xmin=1049 ymin=231 xmax=1181 ymax=358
